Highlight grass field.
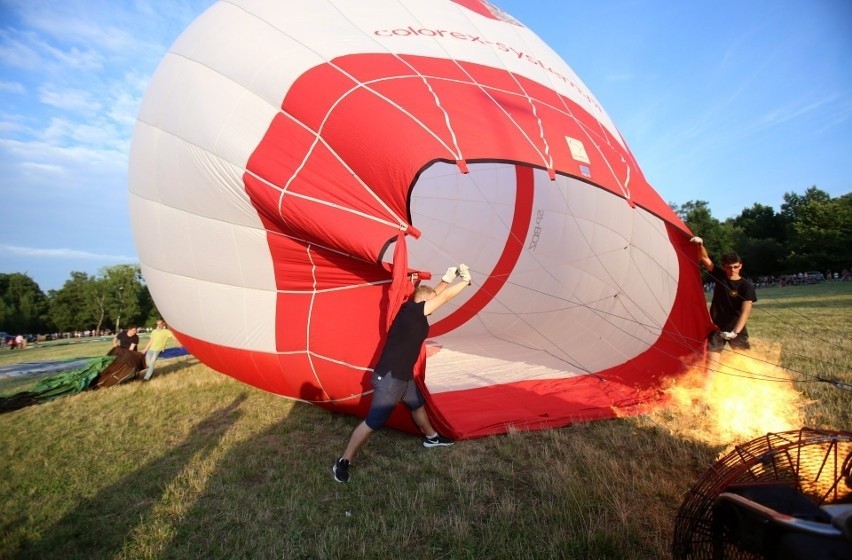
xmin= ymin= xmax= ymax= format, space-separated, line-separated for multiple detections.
xmin=1 ymin=283 xmax=849 ymax=559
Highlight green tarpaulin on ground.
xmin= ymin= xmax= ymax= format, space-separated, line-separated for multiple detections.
xmin=0 ymin=356 xmax=115 ymax=412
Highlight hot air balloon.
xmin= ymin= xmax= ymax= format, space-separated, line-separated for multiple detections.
xmin=129 ymin=0 xmax=713 ymax=439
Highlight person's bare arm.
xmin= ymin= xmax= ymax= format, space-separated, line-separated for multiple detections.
xmin=690 ymin=236 xmax=714 ymax=271
xmin=733 ymin=300 xmax=753 ymax=335
xmin=424 ymin=280 xmax=469 ymax=316
xmin=434 ymin=266 xmax=458 ymax=295
xmin=424 ymin=265 xmax=470 ymax=316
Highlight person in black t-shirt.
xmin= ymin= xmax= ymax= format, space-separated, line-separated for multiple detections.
xmin=113 ymin=326 xmax=140 ymax=351
xmin=690 ymin=237 xmax=757 ymax=367
xmin=332 ymin=264 xmax=473 ymax=483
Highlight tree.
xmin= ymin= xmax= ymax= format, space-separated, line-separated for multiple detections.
xmin=138 ymin=286 xmax=159 ymax=327
xmin=101 ymin=264 xmax=144 ymax=331
xmin=784 ymin=192 xmax=851 ymax=271
xmin=671 ymin=200 xmax=735 ymax=259
xmin=0 ymin=273 xmax=51 ymax=333
xmin=733 ymin=203 xmax=786 ymax=243
xmin=732 ymin=236 xmax=787 ymax=278
xmin=0 ymin=297 xmax=8 ymax=331
xmin=47 ymin=265 xmax=153 ymax=333
xmin=727 ymin=203 xmax=789 ymax=277
xmin=87 ymin=277 xmax=110 ymax=332
xmin=780 ymin=186 xmax=832 ymax=223
xmin=48 ymin=272 xmax=93 ymax=332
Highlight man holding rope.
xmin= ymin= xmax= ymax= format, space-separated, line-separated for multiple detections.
xmin=690 ymin=237 xmax=757 ymax=367
xmin=332 ymin=263 xmax=473 ymax=483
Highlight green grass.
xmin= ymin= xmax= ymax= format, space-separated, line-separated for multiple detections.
xmin=0 ymin=283 xmax=849 ymax=559
xmin=0 ymin=337 xmax=114 ymax=365
xmin=741 ymin=282 xmax=852 ymax=428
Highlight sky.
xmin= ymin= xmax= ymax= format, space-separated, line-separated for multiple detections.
xmin=1 ymin=0 xmax=850 ymax=292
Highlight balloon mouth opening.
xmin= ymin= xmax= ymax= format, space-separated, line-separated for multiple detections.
xmin=399 ymin=159 xmax=681 ymax=380
xmin=395 ymin=160 xmax=531 ymax=333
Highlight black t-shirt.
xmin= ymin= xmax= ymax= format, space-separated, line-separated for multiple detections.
xmin=709 ymin=267 xmax=757 ymax=332
xmin=116 ymin=330 xmax=139 ymax=349
xmin=374 ymin=300 xmax=429 ymax=381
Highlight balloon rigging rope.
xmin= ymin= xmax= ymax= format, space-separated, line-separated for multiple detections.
xmin=347 ymin=5 xmax=622 ymax=374
xmin=368 ymin=5 xmax=680 ymax=372
xmin=393 ymin=2 xmax=572 ymax=170
xmin=417 ymin=170 xmax=670 ymax=376
xmin=636 ymin=211 xmax=851 ymax=389
xmin=303 ymin=245 xmax=327 ymax=397
xmin=396 ymin=7 xmax=714 ymax=374
xmin=226 ymin=1 xmax=847 ymax=393
xmin=398 ymin=11 xmax=547 ymax=165
xmin=659 ymin=221 xmax=852 ymax=346
xmin=663 ymin=234 xmax=851 ymax=387
xmin=241 ymin=0 xmax=633 ymax=237
xmin=415 ymin=176 xmax=750 ymax=387
xmin=222 ymin=1 xmax=421 ymax=232
xmin=389 ymin=5 xmax=694 ymax=372
xmin=415 ymin=172 xmax=849 ymax=390
xmin=456 ymin=5 xmax=632 ymax=198
xmin=410 ymin=199 xmax=595 ymax=373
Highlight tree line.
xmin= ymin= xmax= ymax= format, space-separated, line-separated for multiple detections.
xmin=0 ymin=264 xmax=157 ymax=336
xmin=673 ymin=186 xmax=850 ymax=278
xmin=1 ymin=187 xmax=849 ymax=335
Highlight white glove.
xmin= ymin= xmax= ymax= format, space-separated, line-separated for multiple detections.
xmin=689 ymin=236 xmax=703 ymax=245
xmin=721 ymin=331 xmax=738 ymax=340
xmin=458 ymin=263 xmax=471 ymax=282
xmin=441 ymin=266 xmax=458 ymax=283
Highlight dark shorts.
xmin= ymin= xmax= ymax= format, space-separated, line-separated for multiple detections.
xmin=707 ymin=330 xmax=751 ymax=352
xmin=364 ymin=371 xmax=425 ymax=430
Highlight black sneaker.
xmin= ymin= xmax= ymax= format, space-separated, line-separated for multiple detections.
xmin=422 ymin=434 xmax=454 ymax=448
xmin=332 ymin=458 xmax=350 ymax=483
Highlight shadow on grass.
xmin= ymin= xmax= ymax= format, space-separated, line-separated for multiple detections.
xmin=145 ymin=356 xmax=200 ymax=380
xmin=12 ymin=393 xmax=248 ymax=560
xmin=150 ymin=386 xmax=720 ymax=559
xmin=7 ymin=376 xmax=725 ymax=559
xmin=153 ymin=401 xmax=358 ymax=559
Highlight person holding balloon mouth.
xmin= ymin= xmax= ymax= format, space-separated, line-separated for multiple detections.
xmin=332 ymin=264 xmax=472 ymax=483
xmin=690 ymin=236 xmax=757 ymax=369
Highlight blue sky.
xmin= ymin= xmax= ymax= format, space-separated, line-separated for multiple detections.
xmin=1 ymin=0 xmax=850 ymax=292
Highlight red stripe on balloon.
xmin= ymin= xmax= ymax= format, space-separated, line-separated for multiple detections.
xmin=429 ymin=164 xmax=534 ymax=336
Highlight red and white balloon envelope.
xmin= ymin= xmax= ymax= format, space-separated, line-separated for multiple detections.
xmin=129 ymin=0 xmax=713 ymax=439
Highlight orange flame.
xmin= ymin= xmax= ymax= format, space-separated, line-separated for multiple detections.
xmin=649 ymin=342 xmax=806 ymax=447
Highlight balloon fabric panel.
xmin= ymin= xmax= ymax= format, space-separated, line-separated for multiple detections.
xmin=130 ymin=0 xmax=714 ymax=439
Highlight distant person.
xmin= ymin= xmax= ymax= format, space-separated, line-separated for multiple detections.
xmin=690 ymin=237 xmax=757 ymax=367
xmin=113 ymin=326 xmax=139 ymax=351
xmin=332 ymin=264 xmax=473 ymax=483
xmin=141 ymin=319 xmax=179 ymax=381
xmin=14 ymin=334 xmax=25 ymax=350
